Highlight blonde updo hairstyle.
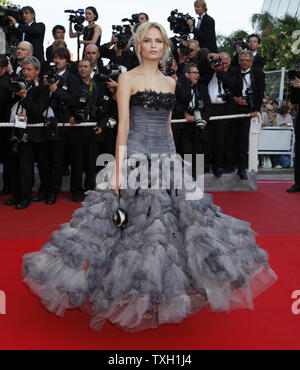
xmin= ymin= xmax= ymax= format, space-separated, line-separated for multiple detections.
xmin=132 ymin=22 xmax=170 ymax=66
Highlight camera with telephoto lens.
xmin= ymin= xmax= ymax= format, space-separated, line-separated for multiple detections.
xmin=44 ymin=117 xmax=60 ymax=141
xmin=208 ymin=56 xmax=223 ymax=68
xmin=168 ymin=9 xmax=194 ymax=36
xmin=98 ymin=63 xmax=126 ymax=82
xmin=172 ymin=35 xmax=193 ymax=57
xmin=91 ymin=95 xmax=113 ymax=119
xmin=122 ymin=13 xmax=139 ymax=26
xmin=112 ymin=24 xmax=132 ymax=49
xmin=235 ymin=39 xmax=249 ymax=51
xmin=164 ymin=57 xmax=176 ymax=76
xmin=243 ymin=88 xmax=256 ymax=112
xmin=46 ymin=62 xmax=63 ymax=85
xmin=65 ymin=9 xmax=85 ymax=33
xmin=218 ymin=89 xmax=233 ymax=103
xmin=9 ymin=75 xmax=26 ymax=93
xmin=74 ymin=90 xmax=90 ymax=124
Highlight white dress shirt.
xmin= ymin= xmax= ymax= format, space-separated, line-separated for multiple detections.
xmin=208 ymin=72 xmax=225 ymax=104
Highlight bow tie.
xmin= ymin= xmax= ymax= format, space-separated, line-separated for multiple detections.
xmin=242 ymin=71 xmax=250 ymax=77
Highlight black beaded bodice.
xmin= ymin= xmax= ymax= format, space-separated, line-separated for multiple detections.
xmin=130 ymin=90 xmax=176 ymax=110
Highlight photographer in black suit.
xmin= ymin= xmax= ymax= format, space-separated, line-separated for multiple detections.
xmin=41 ymin=48 xmax=81 ymax=205
xmin=287 ymin=77 xmax=300 ymax=193
xmin=227 ymin=50 xmax=265 ymax=180
xmin=46 ymin=25 xmax=66 ymax=62
xmin=173 ymin=63 xmax=211 ymax=178
xmin=187 ymin=0 xmax=218 ymax=53
xmin=204 ymin=53 xmax=238 ymax=177
xmin=8 ymin=6 xmax=45 ymax=63
xmin=0 ymin=55 xmax=13 ymax=195
xmin=6 ymin=57 xmax=50 ymax=210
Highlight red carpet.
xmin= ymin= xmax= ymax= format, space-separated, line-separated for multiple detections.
xmin=0 ymin=184 xmax=300 ymax=350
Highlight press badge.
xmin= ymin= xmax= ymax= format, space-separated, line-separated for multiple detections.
xmin=15 ymin=114 xmax=27 ymax=129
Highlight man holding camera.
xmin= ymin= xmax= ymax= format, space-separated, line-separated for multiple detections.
xmin=41 ymin=47 xmax=81 ymax=205
xmin=99 ymin=31 xmax=138 ymax=71
xmin=287 ymin=77 xmax=300 ymax=193
xmin=0 ymin=55 xmax=13 ymax=195
xmin=8 ymin=6 xmax=45 ymax=63
xmin=226 ymin=50 xmax=265 ymax=180
xmin=173 ymin=63 xmax=211 ymax=178
xmin=204 ymin=53 xmax=238 ymax=177
xmin=6 ymin=56 xmax=50 ymax=210
xmin=68 ymin=58 xmax=108 ymax=202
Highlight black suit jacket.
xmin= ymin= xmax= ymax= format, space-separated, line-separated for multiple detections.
xmin=232 ymin=52 xmax=266 ymax=71
xmin=173 ymin=75 xmax=211 ymax=122
xmin=235 ymin=68 xmax=265 ymax=112
xmin=0 ymin=73 xmax=13 ymax=122
xmin=12 ymin=82 xmax=50 ymax=143
xmin=192 ymin=14 xmax=218 ymax=53
xmin=291 ymin=87 xmax=300 ymax=135
xmin=50 ymin=70 xmax=81 ymax=123
xmin=17 ymin=22 xmax=45 ymax=63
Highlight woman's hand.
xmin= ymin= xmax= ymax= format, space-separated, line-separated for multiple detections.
xmin=110 ymin=171 xmax=124 ymax=196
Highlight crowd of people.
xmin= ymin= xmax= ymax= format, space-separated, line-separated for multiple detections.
xmin=0 ymin=0 xmax=299 ymax=210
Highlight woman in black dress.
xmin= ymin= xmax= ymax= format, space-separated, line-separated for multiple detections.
xmin=69 ymin=6 xmax=102 ymax=53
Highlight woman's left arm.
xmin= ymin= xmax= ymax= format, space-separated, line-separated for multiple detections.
xmin=169 ymin=77 xmax=176 ymax=138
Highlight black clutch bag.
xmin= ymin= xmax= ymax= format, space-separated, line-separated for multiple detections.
xmin=113 ymin=192 xmax=128 ymax=230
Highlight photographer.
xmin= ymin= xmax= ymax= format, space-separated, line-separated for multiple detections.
xmin=287 ymin=76 xmax=300 ymax=193
xmin=7 ymin=41 xmax=33 ymax=77
xmin=46 ymin=25 xmax=66 ymax=61
xmin=227 ymin=50 xmax=265 ymax=180
xmin=204 ymin=52 xmax=238 ymax=177
xmin=6 ymin=56 xmax=50 ymax=210
xmin=172 ymin=63 xmax=211 ymax=178
xmin=41 ymin=47 xmax=81 ymax=205
xmin=187 ymin=0 xmax=218 ymax=53
xmin=8 ymin=6 xmax=45 ymax=63
xmin=232 ymin=35 xmax=266 ymax=71
xmin=0 ymin=55 xmax=13 ymax=195
xmin=84 ymin=44 xmax=106 ymax=79
xmin=68 ymin=58 xmax=109 ymax=202
xmin=99 ymin=28 xmax=138 ymax=71
xmin=69 ymin=7 xmax=102 ymax=53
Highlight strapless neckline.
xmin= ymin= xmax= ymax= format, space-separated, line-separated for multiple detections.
xmin=130 ymin=89 xmax=176 ymax=110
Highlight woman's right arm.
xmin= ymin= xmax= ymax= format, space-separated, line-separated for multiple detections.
xmin=111 ymin=72 xmax=132 ymax=195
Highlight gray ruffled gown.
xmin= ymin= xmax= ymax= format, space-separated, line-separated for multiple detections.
xmin=22 ymin=90 xmax=277 ymax=333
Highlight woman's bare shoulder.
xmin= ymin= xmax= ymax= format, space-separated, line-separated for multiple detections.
xmin=162 ymin=75 xmax=176 ymax=93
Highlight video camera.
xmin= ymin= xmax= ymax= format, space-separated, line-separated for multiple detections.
xmin=112 ymin=24 xmax=132 ymax=49
xmin=0 ymin=6 xmax=22 ymax=28
xmin=65 ymin=9 xmax=85 ymax=33
xmin=122 ymin=13 xmax=139 ymax=26
xmin=168 ymin=9 xmax=194 ymax=37
xmin=0 ymin=6 xmax=22 ymax=57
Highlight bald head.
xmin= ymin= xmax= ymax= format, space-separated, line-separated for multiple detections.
xmin=84 ymin=44 xmax=100 ymax=67
xmin=16 ymin=41 xmax=33 ymax=61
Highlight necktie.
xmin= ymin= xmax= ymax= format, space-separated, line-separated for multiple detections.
xmin=196 ymin=16 xmax=202 ymax=29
